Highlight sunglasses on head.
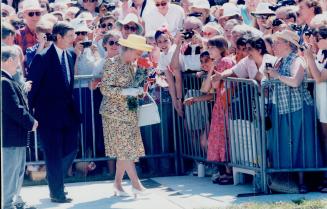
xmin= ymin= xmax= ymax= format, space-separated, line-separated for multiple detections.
xmin=83 ymin=0 xmax=97 ymax=3
xmin=75 ymin=31 xmax=88 ymax=36
xmin=28 ymin=11 xmax=41 ymax=17
xmin=99 ymin=23 xmax=113 ymax=30
xmin=123 ymin=25 xmax=137 ymax=32
xmin=108 ymin=40 xmax=119 ymax=46
xmin=155 ymin=1 xmax=167 ymax=7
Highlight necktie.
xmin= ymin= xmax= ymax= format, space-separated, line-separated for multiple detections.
xmin=61 ymin=51 xmax=69 ymax=86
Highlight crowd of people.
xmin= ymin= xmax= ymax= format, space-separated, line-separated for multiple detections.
xmin=1 ymin=0 xmax=327 ymax=208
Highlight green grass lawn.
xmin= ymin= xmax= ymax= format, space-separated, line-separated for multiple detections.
xmin=199 ymin=198 xmax=327 ymax=209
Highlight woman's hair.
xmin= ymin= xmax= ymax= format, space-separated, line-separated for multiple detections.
xmin=154 ymin=28 xmax=173 ymax=43
xmin=102 ymin=30 xmax=122 ymax=48
xmin=246 ymin=36 xmax=268 ymax=55
xmin=236 ymin=37 xmax=247 ymax=48
xmin=203 ymin=22 xmax=225 ymax=36
xmin=207 ymin=35 xmax=229 ymax=57
xmin=298 ymin=0 xmax=322 ymax=15
xmin=99 ymin=14 xmax=117 ymax=25
xmin=200 ymin=51 xmax=210 ymax=59
xmin=1 ymin=21 xmax=16 ymax=39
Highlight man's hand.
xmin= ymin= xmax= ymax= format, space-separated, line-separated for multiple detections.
xmin=32 ymin=120 xmax=38 ymax=132
xmin=23 ymin=80 xmax=32 ymax=93
xmin=74 ymin=42 xmax=84 ymax=57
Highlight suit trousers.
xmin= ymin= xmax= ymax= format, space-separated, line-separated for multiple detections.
xmin=2 ymin=147 xmax=26 ymax=209
xmin=39 ymin=125 xmax=78 ymax=199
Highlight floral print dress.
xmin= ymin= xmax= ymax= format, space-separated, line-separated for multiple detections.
xmin=207 ymin=57 xmax=234 ymax=162
xmin=99 ymin=56 xmax=145 ymax=162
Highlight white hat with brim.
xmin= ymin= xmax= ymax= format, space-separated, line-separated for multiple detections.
xmin=118 ymin=34 xmax=153 ymax=52
xmin=221 ymin=3 xmax=241 ymax=18
xmin=71 ymin=19 xmax=92 ymax=32
xmin=1 ymin=3 xmax=16 ymax=15
xmin=116 ymin=13 xmax=143 ymax=34
xmin=272 ymin=30 xmax=300 ymax=48
xmin=251 ymin=2 xmax=275 ymax=16
xmin=76 ymin=12 xmax=94 ymax=21
xmin=190 ymin=0 xmax=210 ymax=11
xmin=66 ymin=6 xmax=80 ymax=14
xmin=21 ymin=0 xmax=43 ymax=12
xmin=78 ymin=0 xmax=103 ymax=7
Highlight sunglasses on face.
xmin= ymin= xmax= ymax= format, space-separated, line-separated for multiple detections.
xmin=75 ymin=31 xmax=88 ymax=36
xmin=83 ymin=0 xmax=97 ymax=3
xmin=40 ymin=3 xmax=47 ymax=8
xmin=28 ymin=11 xmax=41 ymax=17
xmin=123 ymin=25 xmax=137 ymax=32
xmin=1 ymin=11 xmax=9 ymax=17
xmin=155 ymin=1 xmax=167 ymax=7
xmin=256 ymin=15 xmax=269 ymax=20
xmin=99 ymin=23 xmax=113 ymax=30
xmin=108 ymin=40 xmax=119 ymax=46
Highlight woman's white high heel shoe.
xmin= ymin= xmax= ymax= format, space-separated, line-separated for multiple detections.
xmin=131 ymin=187 xmax=147 ymax=199
xmin=113 ymin=185 xmax=129 ymax=197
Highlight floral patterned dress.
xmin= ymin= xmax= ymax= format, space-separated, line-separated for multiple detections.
xmin=99 ymin=56 xmax=145 ymax=162
xmin=207 ymin=57 xmax=235 ymax=162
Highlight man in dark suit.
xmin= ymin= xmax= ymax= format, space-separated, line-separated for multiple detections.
xmin=2 ymin=46 xmax=38 ymax=209
xmin=27 ymin=21 xmax=80 ymax=203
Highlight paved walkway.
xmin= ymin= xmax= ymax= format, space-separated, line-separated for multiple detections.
xmin=20 ymin=176 xmax=327 ymax=209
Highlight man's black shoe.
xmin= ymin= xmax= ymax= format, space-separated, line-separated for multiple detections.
xmin=50 ymin=197 xmax=72 ymax=203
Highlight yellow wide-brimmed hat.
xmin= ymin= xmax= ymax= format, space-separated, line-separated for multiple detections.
xmin=118 ymin=34 xmax=153 ymax=52
xmin=273 ymin=29 xmax=300 ymax=48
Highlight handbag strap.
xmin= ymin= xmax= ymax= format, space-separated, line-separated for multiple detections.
xmin=144 ymin=92 xmax=156 ymax=104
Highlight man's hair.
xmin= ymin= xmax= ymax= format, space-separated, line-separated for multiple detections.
xmin=299 ymin=0 xmax=322 ymax=15
xmin=1 ymin=46 xmax=19 ymax=62
xmin=52 ymin=21 xmax=74 ymax=41
xmin=1 ymin=21 xmax=16 ymax=40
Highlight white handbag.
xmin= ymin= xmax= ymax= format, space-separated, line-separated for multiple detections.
xmin=138 ymin=93 xmax=161 ymax=127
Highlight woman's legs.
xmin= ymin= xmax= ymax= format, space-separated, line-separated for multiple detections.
xmin=114 ymin=160 xmax=144 ymax=191
xmin=114 ymin=160 xmax=126 ymax=191
xmin=124 ymin=160 xmax=144 ymax=190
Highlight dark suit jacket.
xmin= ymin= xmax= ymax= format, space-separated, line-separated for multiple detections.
xmin=27 ymin=44 xmax=81 ymax=129
xmin=1 ymin=70 xmax=35 ymax=147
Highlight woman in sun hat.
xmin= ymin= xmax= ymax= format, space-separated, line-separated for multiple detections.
xmin=189 ymin=0 xmax=212 ymax=24
xmin=99 ymin=34 xmax=153 ymax=198
xmin=267 ymin=29 xmax=317 ymax=194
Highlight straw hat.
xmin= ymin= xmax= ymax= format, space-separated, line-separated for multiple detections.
xmin=78 ymin=0 xmax=103 ymax=7
xmin=190 ymin=0 xmax=210 ymax=11
xmin=273 ymin=30 xmax=300 ymax=48
xmin=116 ymin=13 xmax=143 ymax=34
xmin=1 ymin=3 xmax=16 ymax=16
xmin=251 ymin=2 xmax=275 ymax=16
xmin=21 ymin=0 xmax=43 ymax=12
xmin=118 ymin=34 xmax=153 ymax=52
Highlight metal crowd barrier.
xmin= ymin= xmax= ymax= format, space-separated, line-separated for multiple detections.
xmin=177 ymin=73 xmax=214 ymax=174
xmin=260 ymin=79 xmax=327 ymax=193
xmin=26 ymin=75 xmax=179 ymax=175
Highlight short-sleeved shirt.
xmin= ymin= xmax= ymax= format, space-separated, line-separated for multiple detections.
xmin=15 ymin=26 xmax=38 ymax=55
xmin=231 ymin=56 xmax=258 ymax=79
xmin=143 ymin=3 xmax=185 ymax=36
xmin=158 ymin=44 xmax=177 ymax=73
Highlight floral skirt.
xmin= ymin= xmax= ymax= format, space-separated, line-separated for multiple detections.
xmin=102 ymin=116 xmax=145 ymax=162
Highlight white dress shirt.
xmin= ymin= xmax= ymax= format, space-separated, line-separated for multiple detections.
xmin=143 ymin=3 xmax=185 ymax=36
xmin=54 ymin=44 xmax=71 ymax=84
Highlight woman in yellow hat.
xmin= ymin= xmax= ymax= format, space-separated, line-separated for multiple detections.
xmin=99 ymin=34 xmax=153 ymax=198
